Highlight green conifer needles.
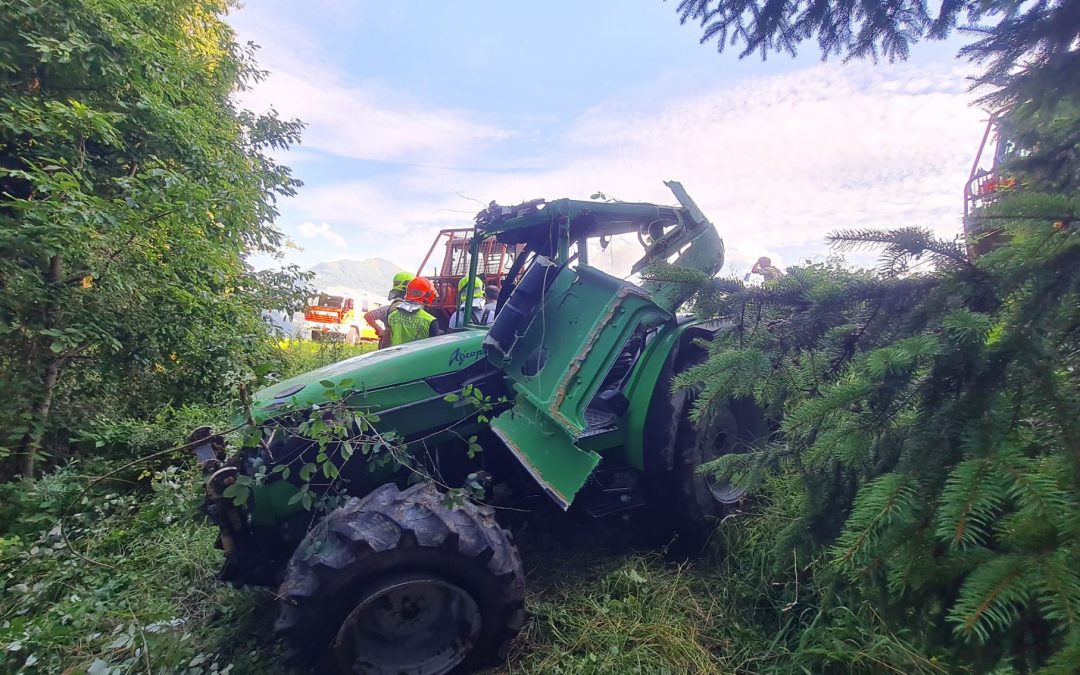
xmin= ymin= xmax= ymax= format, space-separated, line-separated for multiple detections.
xmin=660 ymin=201 xmax=1079 ymax=669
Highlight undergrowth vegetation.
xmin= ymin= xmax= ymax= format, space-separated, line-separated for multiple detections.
xmin=0 ymin=340 xmax=371 ymax=674
xmin=0 ymin=0 xmax=309 ymax=480
xmin=520 ymin=560 xmax=730 ymax=674
xmin=0 ymin=465 xmax=277 ymax=674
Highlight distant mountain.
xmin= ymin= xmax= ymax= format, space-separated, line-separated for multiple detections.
xmin=307 ymin=258 xmax=407 ymax=298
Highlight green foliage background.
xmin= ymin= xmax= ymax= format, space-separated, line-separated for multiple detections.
xmin=0 ymin=339 xmax=374 ymax=675
xmin=668 ymin=0 xmax=1080 ymax=670
xmin=0 ymin=0 xmax=308 ymax=479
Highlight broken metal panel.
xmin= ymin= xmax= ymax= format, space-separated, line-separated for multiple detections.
xmin=639 ymin=227 xmax=724 ymax=313
xmin=476 ymin=197 xmax=686 ymax=248
xmin=493 ymin=263 xmax=670 ymax=435
xmin=637 ymin=181 xmax=725 ymax=314
xmin=490 ymin=408 xmax=600 ymax=510
xmin=485 ymin=260 xmax=671 ymax=507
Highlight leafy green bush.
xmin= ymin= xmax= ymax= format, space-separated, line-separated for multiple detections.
xmin=264 ymin=339 xmax=375 ymax=382
xmin=0 ymin=338 xmax=378 ymax=674
xmin=73 ymin=404 xmax=229 ymax=460
xmin=0 ymin=0 xmax=307 ymax=479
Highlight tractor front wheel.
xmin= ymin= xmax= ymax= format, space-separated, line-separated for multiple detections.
xmin=274 ymin=482 xmax=525 ymax=675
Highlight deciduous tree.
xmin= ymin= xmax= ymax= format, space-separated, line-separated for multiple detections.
xmin=0 ymin=0 xmax=307 ymax=478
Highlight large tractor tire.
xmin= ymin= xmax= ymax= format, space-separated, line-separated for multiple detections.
xmin=274 ymin=482 xmax=526 ymax=674
xmin=674 ymin=394 xmax=767 ymax=530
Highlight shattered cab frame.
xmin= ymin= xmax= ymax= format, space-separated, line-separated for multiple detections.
xmin=473 ymin=181 xmax=726 ymax=507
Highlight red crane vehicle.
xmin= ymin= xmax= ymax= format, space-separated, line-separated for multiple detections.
xmin=416 ymin=228 xmax=522 ymax=327
xmin=963 ymin=115 xmax=1019 ymax=258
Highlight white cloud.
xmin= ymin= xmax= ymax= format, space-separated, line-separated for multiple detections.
xmin=298 ymin=221 xmax=348 ymax=248
xmin=259 ymin=57 xmax=987 ymax=280
xmin=239 ymin=70 xmax=512 ymax=164
xmin=229 ymin=8 xmax=511 ymax=165
xmin=389 ymin=60 xmax=985 ymax=275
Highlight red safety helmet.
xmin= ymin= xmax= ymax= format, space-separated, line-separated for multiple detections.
xmin=404 ymin=276 xmax=437 ymax=305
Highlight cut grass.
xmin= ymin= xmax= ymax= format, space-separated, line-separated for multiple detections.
xmin=0 ymin=466 xmax=284 ymax=674
xmin=514 ymin=555 xmax=730 ymax=674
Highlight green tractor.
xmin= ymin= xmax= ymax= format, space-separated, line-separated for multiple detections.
xmin=189 ymin=181 xmax=765 ymax=674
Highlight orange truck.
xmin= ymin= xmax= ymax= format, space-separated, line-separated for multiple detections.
xmin=301 ymin=292 xmax=380 ymax=344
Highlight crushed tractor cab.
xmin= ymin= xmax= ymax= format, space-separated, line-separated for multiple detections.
xmin=189 ymin=181 xmax=766 ymax=675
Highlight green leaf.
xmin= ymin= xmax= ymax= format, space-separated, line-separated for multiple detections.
xmin=241 ymin=427 xmax=262 ymax=448
xmin=467 ymin=435 xmax=483 ymax=459
xmin=299 ymin=463 xmax=316 ymax=482
xmin=222 ymin=483 xmax=249 ymax=506
xmin=319 ymin=379 xmax=335 ymax=389
xmin=626 ymin=568 xmax=648 ymax=584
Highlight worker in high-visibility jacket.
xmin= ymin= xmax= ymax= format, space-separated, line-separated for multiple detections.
xmin=387 ymin=276 xmax=443 ymax=346
xmin=365 ymin=271 xmax=414 ymax=349
xmin=448 ymin=276 xmax=489 ymax=329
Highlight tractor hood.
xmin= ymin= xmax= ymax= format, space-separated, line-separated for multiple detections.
xmin=250 ymin=331 xmax=487 ymax=422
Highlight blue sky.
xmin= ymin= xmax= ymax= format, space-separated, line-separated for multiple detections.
xmin=230 ymin=0 xmax=987 ymax=281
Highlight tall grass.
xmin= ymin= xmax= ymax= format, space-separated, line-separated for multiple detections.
xmin=0 ymin=339 xmax=371 ymax=674
xmin=0 ymin=465 xmax=283 ymax=674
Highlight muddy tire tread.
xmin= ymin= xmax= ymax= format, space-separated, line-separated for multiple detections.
xmin=274 ymin=482 xmax=525 ymax=673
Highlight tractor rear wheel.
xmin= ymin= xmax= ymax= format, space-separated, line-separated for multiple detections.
xmin=274 ymin=482 xmax=526 ymax=674
xmin=673 ymin=394 xmax=767 ymax=530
